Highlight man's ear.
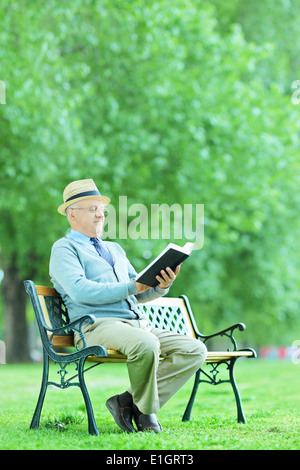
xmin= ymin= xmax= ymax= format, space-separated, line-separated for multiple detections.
xmin=66 ymin=208 xmax=75 ymax=223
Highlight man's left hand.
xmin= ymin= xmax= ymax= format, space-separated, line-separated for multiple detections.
xmin=156 ymin=265 xmax=181 ymax=289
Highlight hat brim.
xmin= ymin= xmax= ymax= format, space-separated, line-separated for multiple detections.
xmin=58 ymin=195 xmax=111 ymax=216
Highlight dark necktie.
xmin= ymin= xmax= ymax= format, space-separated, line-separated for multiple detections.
xmin=90 ymin=238 xmax=114 ymax=267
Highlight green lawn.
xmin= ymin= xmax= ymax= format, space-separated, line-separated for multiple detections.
xmin=0 ymin=359 xmax=299 ymax=450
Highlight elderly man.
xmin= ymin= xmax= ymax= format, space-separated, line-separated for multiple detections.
xmin=50 ymin=179 xmax=207 ymax=433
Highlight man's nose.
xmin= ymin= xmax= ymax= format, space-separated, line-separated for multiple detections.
xmin=95 ymin=208 xmax=105 ymax=216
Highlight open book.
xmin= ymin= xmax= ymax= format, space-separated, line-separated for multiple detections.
xmin=135 ymin=242 xmax=194 ymax=287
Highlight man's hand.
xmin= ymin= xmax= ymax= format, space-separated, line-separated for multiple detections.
xmin=134 ymin=280 xmax=152 ymax=294
xmin=155 ymin=265 xmax=181 ymax=289
xmin=134 ymin=265 xmax=181 ymax=293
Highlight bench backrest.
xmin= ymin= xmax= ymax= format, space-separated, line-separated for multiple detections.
xmin=24 ymin=281 xmax=200 ymax=349
xmin=137 ymin=297 xmax=196 ymax=337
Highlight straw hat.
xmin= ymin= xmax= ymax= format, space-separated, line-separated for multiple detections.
xmin=57 ymin=179 xmax=110 ymax=215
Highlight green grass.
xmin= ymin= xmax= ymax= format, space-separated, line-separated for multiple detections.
xmin=0 ymin=359 xmax=299 ymax=450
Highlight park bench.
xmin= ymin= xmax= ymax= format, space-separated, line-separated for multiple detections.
xmin=24 ymin=279 xmax=256 ymax=435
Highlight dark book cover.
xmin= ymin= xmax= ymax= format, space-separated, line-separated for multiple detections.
xmin=136 ymin=242 xmax=194 ymax=287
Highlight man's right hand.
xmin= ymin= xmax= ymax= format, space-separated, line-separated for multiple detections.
xmin=134 ymin=280 xmax=152 ymax=294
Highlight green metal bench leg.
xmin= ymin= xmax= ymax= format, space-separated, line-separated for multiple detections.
xmin=229 ymin=358 xmax=246 ymax=423
xmin=182 ymin=368 xmax=201 ymax=421
xmin=78 ymin=357 xmax=99 ymax=436
xmin=30 ymin=353 xmax=49 ymax=430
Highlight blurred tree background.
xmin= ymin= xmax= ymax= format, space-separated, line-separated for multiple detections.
xmin=1 ymin=0 xmax=300 ymax=362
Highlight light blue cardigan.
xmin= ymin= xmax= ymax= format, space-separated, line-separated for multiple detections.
xmin=49 ymin=230 xmax=168 ymax=322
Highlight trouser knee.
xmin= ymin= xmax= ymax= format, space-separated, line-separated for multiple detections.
xmin=129 ymin=333 xmax=161 ymax=362
xmin=195 ymin=340 xmax=207 ymax=366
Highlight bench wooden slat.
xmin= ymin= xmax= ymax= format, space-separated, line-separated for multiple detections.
xmin=51 ymin=332 xmax=255 ymax=364
xmin=205 ymin=351 xmax=254 ymax=362
xmin=50 ymin=334 xmax=74 ymax=347
xmin=36 ymin=285 xmax=60 ymax=296
xmin=85 ymin=350 xmax=254 ymax=364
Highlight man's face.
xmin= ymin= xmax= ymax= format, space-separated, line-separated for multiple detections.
xmin=68 ymin=198 xmax=106 ymax=238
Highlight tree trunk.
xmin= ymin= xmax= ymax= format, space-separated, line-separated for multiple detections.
xmin=1 ymin=255 xmax=30 ymax=363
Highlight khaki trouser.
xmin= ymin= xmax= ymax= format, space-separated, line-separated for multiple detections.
xmin=75 ymin=317 xmax=207 ymax=414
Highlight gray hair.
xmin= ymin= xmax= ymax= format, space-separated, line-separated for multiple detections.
xmin=66 ymin=202 xmax=78 ymax=221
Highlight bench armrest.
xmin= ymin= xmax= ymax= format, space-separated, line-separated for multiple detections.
xmin=47 ymin=315 xmax=96 ymax=350
xmin=197 ymin=323 xmax=246 ymax=351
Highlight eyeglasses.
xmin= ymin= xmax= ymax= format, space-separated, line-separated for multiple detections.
xmin=70 ymin=206 xmax=109 ymax=216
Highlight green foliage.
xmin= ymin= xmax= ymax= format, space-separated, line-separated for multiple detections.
xmin=0 ymin=0 xmax=300 ymax=346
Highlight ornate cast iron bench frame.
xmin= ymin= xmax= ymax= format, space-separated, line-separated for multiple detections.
xmin=24 ymin=280 xmax=256 ymax=435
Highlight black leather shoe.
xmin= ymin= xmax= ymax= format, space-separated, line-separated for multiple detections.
xmin=134 ymin=411 xmax=162 ymax=434
xmin=106 ymin=395 xmax=136 ymax=433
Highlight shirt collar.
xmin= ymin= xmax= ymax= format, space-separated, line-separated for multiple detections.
xmin=66 ymin=229 xmax=95 ymax=245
